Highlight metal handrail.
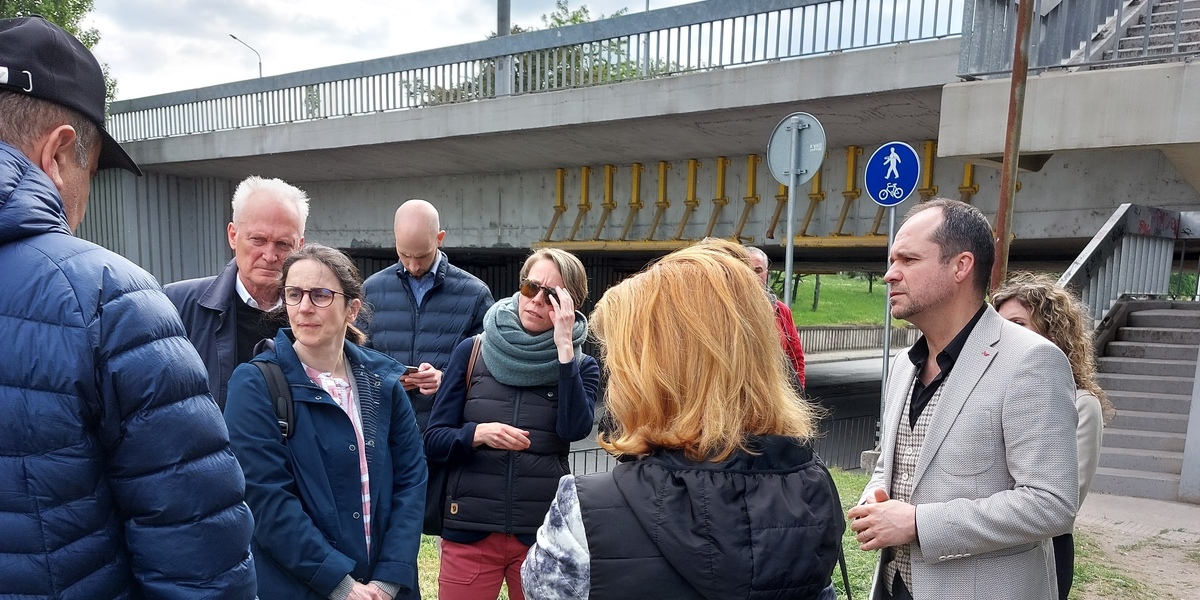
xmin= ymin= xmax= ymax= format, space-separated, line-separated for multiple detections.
xmin=107 ymin=0 xmax=963 ymax=143
xmin=1057 ymin=203 xmax=1180 ymax=321
xmin=961 ymin=0 xmax=1198 ymax=79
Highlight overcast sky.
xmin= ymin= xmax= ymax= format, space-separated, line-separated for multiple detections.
xmin=90 ymin=0 xmax=695 ymax=100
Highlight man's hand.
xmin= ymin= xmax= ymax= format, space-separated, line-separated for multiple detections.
xmin=473 ymin=422 xmax=531 ymax=451
xmin=847 ymin=488 xmax=917 ymax=551
xmin=401 ymin=363 xmax=441 ymax=395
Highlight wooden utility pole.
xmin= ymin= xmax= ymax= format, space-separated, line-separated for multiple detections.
xmin=990 ymin=0 xmax=1035 ymax=290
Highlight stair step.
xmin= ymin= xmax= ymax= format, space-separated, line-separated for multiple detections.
xmin=1095 ymin=372 xmax=1195 ymax=395
xmin=1114 ymin=41 xmax=1200 ymax=58
xmin=1119 ymin=30 xmax=1200 ymax=50
xmin=1107 ymin=409 xmax=1191 ymax=433
xmin=1105 ymin=390 xmax=1192 ymax=415
xmin=1123 ymin=18 xmax=1200 ymax=41
xmin=1101 ymin=428 xmax=1187 ymax=452
xmin=1148 ymin=7 xmax=1200 ymax=24
xmin=1127 ymin=309 xmax=1200 ymax=329
xmin=1098 ymin=447 xmax=1184 ymax=474
xmin=1116 ymin=327 xmax=1200 ymax=345
xmin=1097 ymin=356 xmax=1197 ymax=377
xmin=1090 ymin=466 xmax=1180 ymax=501
xmin=1104 ymin=341 xmax=1198 ymax=360
xmin=1154 ymin=0 xmax=1200 ymax=12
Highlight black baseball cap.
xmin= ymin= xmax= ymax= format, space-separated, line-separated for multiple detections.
xmin=0 ymin=16 xmax=141 ymax=175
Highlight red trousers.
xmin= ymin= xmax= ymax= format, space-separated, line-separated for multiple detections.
xmin=438 ymin=533 xmax=529 ymax=600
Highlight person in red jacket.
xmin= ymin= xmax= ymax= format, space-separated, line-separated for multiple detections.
xmin=746 ymin=247 xmax=806 ymax=388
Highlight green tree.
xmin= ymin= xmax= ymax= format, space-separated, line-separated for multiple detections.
xmin=1 ymin=0 xmax=117 ymax=103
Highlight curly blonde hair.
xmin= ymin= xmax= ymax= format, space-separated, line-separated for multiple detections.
xmin=992 ymin=273 xmax=1115 ymax=424
xmin=590 ymin=239 xmax=822 ymax=462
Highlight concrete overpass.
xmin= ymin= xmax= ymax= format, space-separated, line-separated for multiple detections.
xmin=85 ymin=0 xmax=1200 ymax=291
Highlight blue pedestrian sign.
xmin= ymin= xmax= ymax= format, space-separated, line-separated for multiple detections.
xmin=864 ymin=142 xmax=920 ymax=207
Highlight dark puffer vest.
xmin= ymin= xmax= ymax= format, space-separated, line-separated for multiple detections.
xmin=576 ymin=436 xmax=845 ymax=600
xmin=443 ymin=355 xmax=571 ymax=534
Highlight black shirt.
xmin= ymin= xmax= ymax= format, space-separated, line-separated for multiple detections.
xmin=234 ymin=296 xmax=287 ymax=365
xmin=906 ymin=305 xmax=987 ymax=428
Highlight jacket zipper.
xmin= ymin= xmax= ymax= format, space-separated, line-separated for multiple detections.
xmin=506 ymin=388 xmax=523 ymax=534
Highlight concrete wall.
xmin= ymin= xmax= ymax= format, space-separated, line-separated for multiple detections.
xmin=298 ymin=146 xmax=1200 ymax=253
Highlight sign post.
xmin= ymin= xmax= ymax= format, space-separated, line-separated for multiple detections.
xmin=864 ymin=141 xmax=920 ymax=440
xmin=766 ymin=113 xmax=826 ymax=303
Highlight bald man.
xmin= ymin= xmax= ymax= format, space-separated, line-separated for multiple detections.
xmin=363 ymin=199 xmax=494 ymax=430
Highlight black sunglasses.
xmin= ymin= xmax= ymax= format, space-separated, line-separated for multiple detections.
xmin=282 ymin=286 xmax=345 ymax=308
xmin=519 ymin=279 xmax=559 ymax=304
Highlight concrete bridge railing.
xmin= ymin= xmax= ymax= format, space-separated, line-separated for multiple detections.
xmin=106 ymin=0 xmax=962 ymax=143
xmin=800 ymin=324 xmax=921 ymax=353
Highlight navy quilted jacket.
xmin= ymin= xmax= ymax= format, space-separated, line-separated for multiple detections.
xmin=0 ymin=142 xmax=256 ymax=598
xmin=362 ymin=254 xmax=493 ymax=429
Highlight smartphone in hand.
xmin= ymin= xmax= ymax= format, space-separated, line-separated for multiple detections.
xmin=401 ymin=365 xmax=419 ymax=376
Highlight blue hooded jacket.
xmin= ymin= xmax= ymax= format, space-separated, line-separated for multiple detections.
xmin=0 ymin=142 xmax=257 ymax=598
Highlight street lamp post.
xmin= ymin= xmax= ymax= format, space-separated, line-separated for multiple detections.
xmin=229 ymin=33 xmax=262 ymax=78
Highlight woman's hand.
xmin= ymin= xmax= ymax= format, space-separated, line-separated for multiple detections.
xmin=473 ymin=422 xmax=531 ymax=451
xmin=548 ymin=286 xmax=576 ymax=363
xmin=346 ymin=581 xmax=390 ymax=600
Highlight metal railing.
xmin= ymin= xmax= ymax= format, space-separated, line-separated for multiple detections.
xmin=1057 ymin=204 xmax=1181 ymax=321
xmin=107 ymin=0 xmax=962 ymax=143
xmin=800 ymin=324 xmax=921 ymax=353
xmin=960 ymin=0 xmax=1200 ymax=78
xmin=566 ymin=413 xmax=873 ymax=475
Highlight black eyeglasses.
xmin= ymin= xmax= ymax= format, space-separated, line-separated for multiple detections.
xmin=282 ymin=286 xmax=345 ymax=308
xmin=519 ymin=279 xmax=559 ymax=304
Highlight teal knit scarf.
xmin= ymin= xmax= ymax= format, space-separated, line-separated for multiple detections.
xmin=481 ymin=292 xmax=587 ymax=387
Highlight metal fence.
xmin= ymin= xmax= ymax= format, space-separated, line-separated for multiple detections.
xmin=566 ymin=413 xmax=875 ymax=475
xmin=107 ymin=0 xmax=962 ymax=143
xmin=960 ymin=0 xmax=1200 ymax=78
xmin=800 ymin=324 xmax=920 ymax=353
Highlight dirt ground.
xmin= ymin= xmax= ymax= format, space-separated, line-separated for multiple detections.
xmin=1072 ymin=499 xmax=1200 ymax=600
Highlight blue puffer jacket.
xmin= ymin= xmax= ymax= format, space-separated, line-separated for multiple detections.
xmin=224 ymin=330 xmax=427 ymax=600
xmin=0 ymin=142 xmax=256 ymax=597
xmin=363 ymin=253 xmax=493 ymax=429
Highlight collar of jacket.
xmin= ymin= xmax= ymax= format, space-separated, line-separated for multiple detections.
xmin=198 ymin=258 xmax=240 ymax=313
xmin=395 ymin=249 xmax=449 ymax=285
xmin=0 ymin=141 xmax=72 ymax=245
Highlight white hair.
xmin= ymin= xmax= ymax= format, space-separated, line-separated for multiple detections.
xmin=231 ymin=176 xmax=310 ymax=234
xmin=744 ymin=246 xmax=769 ymax=266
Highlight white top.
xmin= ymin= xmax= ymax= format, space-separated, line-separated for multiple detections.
xmin=1075 ymin=388 xmax=1104 ymax=507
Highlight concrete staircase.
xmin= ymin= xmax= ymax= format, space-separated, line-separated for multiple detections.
xmin=1091 ymin=302 xmax=1200 ymax=501
xmin=1101 ymin=0 xmax=1200 ymax=65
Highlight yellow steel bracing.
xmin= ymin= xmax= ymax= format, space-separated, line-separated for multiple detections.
xmin=918 ymin=140 xmax=939 ymax=200
xmin=732 ymin=155 xmax=761 ymax=242
xmin=566 ymin=166 xmax=592 ymax=241
xmin=834 ymin=145 xmax=863 ymax=236
xmin=618 ymin=163 xmax=645 ymax=240
xmin=959 ymin=162 xmax=979 ymax=204
xmin=789 ymin=235 xmax=890 ymax=249
xmin=593 ymin=164 xmax=618 ymax=240
xmin=765 ymin=183 xmax=787 ymax=240
xmin=645 ymin=161 xmax=671 ymax=241
xmin=870 ymin=206 xmax=886 ymax=235
xmin=673 ymin=159 xmax=702 ymax=240
xmin=799 ymin=167 xmax=826 ymax=236
xmin=703 ymin=157 xmax=731 ymax=239
xmin=542 ymin=168 xmax=568 ymax=242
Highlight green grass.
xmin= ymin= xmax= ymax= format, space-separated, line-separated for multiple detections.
xmin=1071 ymin=531 xmax=1155 ymax=598
xmin=771 ymin=272 xmax=897 ymax=327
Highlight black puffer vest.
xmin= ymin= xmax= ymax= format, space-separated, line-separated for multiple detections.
xmin=443 ymin=354 xmax=571 ymax=534
xmin=576 ymin=436 xmax=844 ymax=600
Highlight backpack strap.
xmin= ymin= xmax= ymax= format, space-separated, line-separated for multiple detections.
xmin=465 ymin=334 xmax=483 ymax=394
xmin=817 ymin=458 xmax=853 ymax=600
xmin=254 ymin=361 xmax=294 ymax=440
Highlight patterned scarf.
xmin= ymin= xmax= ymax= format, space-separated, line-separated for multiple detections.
xmin=481 ymin=292 xmax=587 ymax=387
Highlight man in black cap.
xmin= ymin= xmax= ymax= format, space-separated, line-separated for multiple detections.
xmin=0 ymin=16 xmax=257 ymax=598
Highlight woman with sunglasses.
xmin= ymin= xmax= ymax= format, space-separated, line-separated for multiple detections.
xmin=223 ymin=244 xmax=427 ymax=600
xmin=424 ymin=248 xmax=600 ymax=600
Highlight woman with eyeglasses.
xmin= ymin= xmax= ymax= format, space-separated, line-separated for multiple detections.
xmin=223 ymin=244 xmax=427 ymax=600
xmin=423 ymin=248 xmax=599 ymax=600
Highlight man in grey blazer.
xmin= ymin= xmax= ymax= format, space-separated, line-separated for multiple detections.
xmin=848 ymin=198 xmax=1078 ymax=600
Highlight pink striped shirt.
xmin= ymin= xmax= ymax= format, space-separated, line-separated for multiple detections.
xmin=304 ymin=363 xmax=372 ymax=552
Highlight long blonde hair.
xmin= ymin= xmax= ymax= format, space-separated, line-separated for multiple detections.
xmin=591 ymin=239 xmax=820 ymax=462
xmin=992 ymin=273 xmax=1115 ymax=423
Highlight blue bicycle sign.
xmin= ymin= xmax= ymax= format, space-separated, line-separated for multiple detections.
xmin=864 ymin=142 xmax=920 ymax=207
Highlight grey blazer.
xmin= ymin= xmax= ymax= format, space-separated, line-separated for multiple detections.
xmin=863 ymin=307 xmax=1079 ymax=600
